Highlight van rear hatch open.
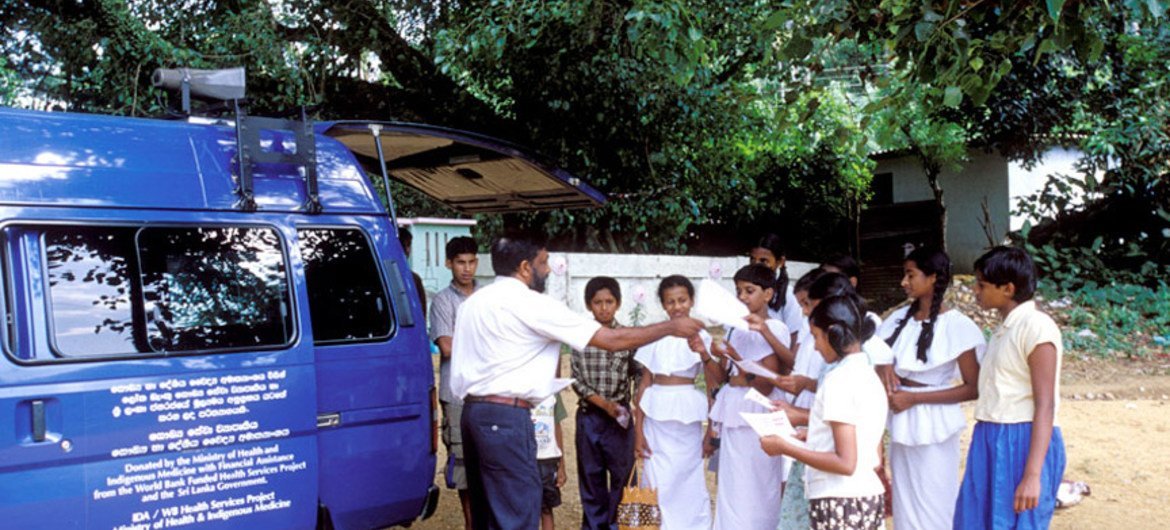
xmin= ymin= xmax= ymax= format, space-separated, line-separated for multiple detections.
xmin=317 ymin=121 xmax=605 ymax=214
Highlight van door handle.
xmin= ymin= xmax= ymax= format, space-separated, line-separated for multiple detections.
xmin=30 ymin=400 xmax=46 ymax=442
xmin=317 ymin=413 xmax=341 ymax=428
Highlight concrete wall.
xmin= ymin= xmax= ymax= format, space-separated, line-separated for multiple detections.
xmin=877 ymin=150 xmax=1010 ymax=271
xmin=1007 ymin=147 xmax=1090 ymax=231
xmin=420 ymin=252 xmax=817 ymax=325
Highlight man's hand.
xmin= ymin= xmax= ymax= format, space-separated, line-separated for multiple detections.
xmin=668 ymin=316 xmax=705 ymax=338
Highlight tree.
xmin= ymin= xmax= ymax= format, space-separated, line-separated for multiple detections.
xmin=0 ymin=0 xmax=874 ymax=255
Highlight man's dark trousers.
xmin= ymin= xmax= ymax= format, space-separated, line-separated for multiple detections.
xmin=575 ymin=405 xmax=634 ymax=530
xmin=462 ymin=401 xmax=540 ymax=530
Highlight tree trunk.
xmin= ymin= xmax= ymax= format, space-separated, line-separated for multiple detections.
xmin=922 ymin=157 xmax=947 ymax=252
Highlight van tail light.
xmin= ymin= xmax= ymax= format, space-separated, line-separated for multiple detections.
xmin=430 ymin=386 xmax=439 ymax=454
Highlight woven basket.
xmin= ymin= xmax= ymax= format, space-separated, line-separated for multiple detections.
xmin=616 ymin=459 xmax=660 ymax=530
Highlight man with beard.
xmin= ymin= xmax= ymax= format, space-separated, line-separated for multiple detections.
xmin=450 ymin=237 xmax=705 ymax=530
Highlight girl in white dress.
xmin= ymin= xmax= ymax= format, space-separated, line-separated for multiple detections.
xmin=708 ymin=264 xmax=792 ymax=530
xmin=633 ymin=275 xmax=718 ymax=529
xmin=750 ymin=234 xmax=803 ymax=351
xmin=879 ymin=247 xmax=984 ymax=530
xmin=761 ymin=294 xmax=889 ymax=530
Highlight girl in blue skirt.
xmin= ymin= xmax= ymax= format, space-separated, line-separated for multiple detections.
xmin=954 ymin=247 xmax=1066 ymax=529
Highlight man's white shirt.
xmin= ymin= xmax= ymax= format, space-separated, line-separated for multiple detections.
xmin=450 ymin=276 xmax=602 ymax=403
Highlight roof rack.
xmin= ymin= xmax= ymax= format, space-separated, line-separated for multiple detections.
xmin=232 ymin=101 xmax=321 ymax=213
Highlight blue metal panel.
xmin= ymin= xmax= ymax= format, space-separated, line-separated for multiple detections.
xmin=299 ymin=214 xmax=434 ymax=529
xmin=0 ymin=107 xmax=383 ymax=214
xmin=0 ymin=208 xmax=321 ymax=530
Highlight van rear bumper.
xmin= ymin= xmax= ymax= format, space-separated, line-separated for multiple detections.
xmin=418 ymin=484 xmax=440 ymax=521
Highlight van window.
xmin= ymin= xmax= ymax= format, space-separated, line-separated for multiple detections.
xmin=45 ymin=226 xmax=144 ymax=356
xmin=138 ymin=226 xmax=292 ymax=352
xmin=298 ymin=228 xmax=393 ymax=343
xmin=41 ymin=225 xmax=293 ymax=357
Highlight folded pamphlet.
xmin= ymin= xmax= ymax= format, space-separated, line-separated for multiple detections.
xmin=739 ymin=411 xmax=806 ymax=449
xmin=733 ymin=359 xmax=780 ymax=380
xmin=694 ymin=279 xmax=750 ymax=331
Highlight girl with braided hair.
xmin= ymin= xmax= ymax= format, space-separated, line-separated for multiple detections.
xmin=749 ymin=234 xmax=803 ymax=354
xmin=878 ymin=247 xmax=985 ymax=530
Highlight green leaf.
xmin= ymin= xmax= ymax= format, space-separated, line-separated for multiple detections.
xmin=763 ymin=10 xmax=787 ymax=30
xmin=914 ymin=21 xmax=935 ymax=42
xmin=1047 ymin=0 xmax=1066 ymax=23
xmin=969 ymin=56 xmax=984 ymax=71
xmin=943 ymin=86 xmax=962 ymax=107
xmin=783 ymin=36 xmax=813 ymax=59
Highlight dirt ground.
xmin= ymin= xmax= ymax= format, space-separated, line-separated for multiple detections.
xmin=414 ymin=355 xmax=1170 ymax=529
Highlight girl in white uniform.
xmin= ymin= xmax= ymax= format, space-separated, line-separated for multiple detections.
xmin=878 ymin=248 xmax=984 ymax=530
xmin=750 ymin=234 xmax=803 ymax=353
xmin=633 ymin=275 xmax=718 ymax=529
xmin=761 ymin=294 xmax=889 ymax=530
xmin=708 ymin=264 xmax=791 ymax=530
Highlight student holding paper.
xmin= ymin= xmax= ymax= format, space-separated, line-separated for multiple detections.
xmin=760 ymin=295 xmax=889 ymax=530
xmin=632 ymin=275 xmax=717 ymax=530
xmin=707 ymin=264 xmax=791 ymax=530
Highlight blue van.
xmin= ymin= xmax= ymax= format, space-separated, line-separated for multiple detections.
xmin=0 ymin=106 xmax=603 ymax=529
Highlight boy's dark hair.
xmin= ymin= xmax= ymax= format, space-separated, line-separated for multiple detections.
xmin=885 ymin=247 xmax=952 ymax=363
xmin=397 ymin=226 xmax=413 ymax=245
xmin=734 ymin=264 xmax=777 ymax=290
xmin=585 ymin=276 xmax=622 ymax=304
xmin=974 ymin=246 xmax=1037 ymax=302
xmin=794 ymin=267 xmax=828 ymax=294
xmin=822 ymin=254 xmax=861 ymax=283
xmin=657 ymin=275 xmax=694 ymax=301
xmin=490 ymin=237 xmax=544 ymax=277
xmin=445 ymin=236 xmax=478 ymax=261
xmin=754 ymin=233 xmax=790 ymax=312
xmin=810 ymin=294 xmax=876 ymax=358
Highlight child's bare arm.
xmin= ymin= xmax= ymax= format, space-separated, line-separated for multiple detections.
xmin=760 ymin=421 xmax=857 ymax=475
xmin=633 ymin=367 xmax=653 ymax=457
xmin=1016 ymin=342 xmax=1058 ymax=513
xmin=889 ymin=349 xmax=980 ymax=412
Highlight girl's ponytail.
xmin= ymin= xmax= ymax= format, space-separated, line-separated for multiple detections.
xmin=755 ymin=233 xmax=789 ymax=312
xmin=810 ymin=294 xmax=868 ymax=359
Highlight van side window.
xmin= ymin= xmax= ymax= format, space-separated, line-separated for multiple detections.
xmin=138 ymin=227 xmax=292 ymax=352
xmin=40 ymin=225 xmax=293 ymax=358
xmin=45 ymin=227 xmax=145 ymax=356
xmin=298 ymin=228 xmax=393 ymax=343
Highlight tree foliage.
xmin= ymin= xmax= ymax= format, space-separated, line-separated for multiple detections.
xmin=2 ymin=0 xmax=1168 ymax=275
